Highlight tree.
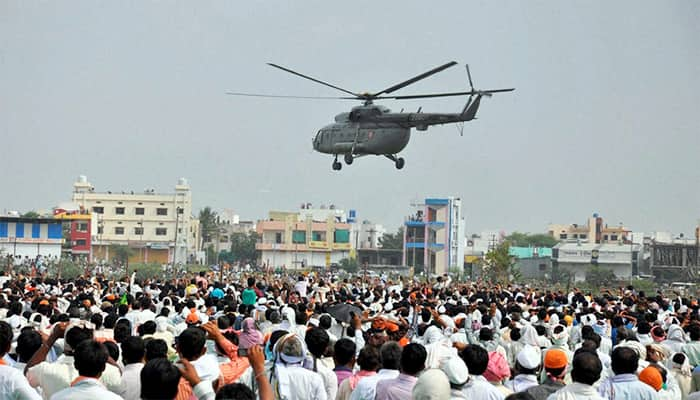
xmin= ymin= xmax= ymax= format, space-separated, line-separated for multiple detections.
xmin=379 ymin=227 xmax=404 ymax=249
xmin=230 ymin=231 xmax=259 ymax=265
xmin=22 ymin=211 xmax=41 ymax=218
xmin=505 ymin=232 xmax=558 ymax=247
xmin=483 ymin=241 xmax=517 ymax=284
xmin=198 ymin=207 xmax=218 ymax=248
xmin=585 ymin=265 xmax=618 ymax=287
xmin=338 ymin=257 xmax=358 ymax=273
xmin=110 ymin=244 xmax=135 ymax=272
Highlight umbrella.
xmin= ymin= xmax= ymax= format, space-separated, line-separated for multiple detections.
xmin=326 ymin=303 xmax=363 ymax=323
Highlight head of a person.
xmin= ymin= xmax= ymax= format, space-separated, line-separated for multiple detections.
xmin=379 ymin=341 xmax=402 ymax=370
xmin=74 ymin=340 xmax=109 ymax=378
xmin=412 ymin=368 xmax=451 ymax=400
xmin=216 ymin=383 xmax=255 ymax=400
xmin=611 ymin=346 xmax=639 ymax=375
xmin=0 ymin=321 xmax=12 ymax=357
xmin=141 ymin=358 xmax=181 ymax=400
xmin=103 ymin=341 xmax=120 ymax=362
xmin=319 ymin=315 xmax=332 ymax=330
xmin=461 ymin=344 xmax=489 ymax=376
xmin=357 ymin=345 xmax=381 ymax=372
xmin=516 ymin=346 xmax=541 ymax=375
xmin=177 ymin=327 xmax=207 ymax=361
xmin=144 ymin=338 xmax=168 ymax=361
xmin=505 ymin=393 xmax=537 ymax=400
xmin=247 ymin=277 xmax=255 ymax=288
xmin=333 ymin=338 xmax=356 ymax=368
xmin=570 ymin=351 xmax=602 ymax=385
xmin=90 ymin=313 xmax=103 ymax=330
xmin=479 ymin=327 xmax=494 ymax=342
xmin=65 ymin=326 xmax=94 ymax=351
xmin=639 ymin=366 xmax=663 ymax=392
xmin=122 ymin=335 xmax=145 ymax=365
xmin=543 ymin=349 xmax=568 ymax=378
xmin=16 ymin=328 xmax=42 ymax=362
xmin=689 ymin=324 xmax=700 ymax=341
xmin=305 ymin=327 xmax=330 ymax=359
xmin=401 ymin=343 xmax=427 ymax=376
xmin=114 ymin=319 xmax=132 ymax=343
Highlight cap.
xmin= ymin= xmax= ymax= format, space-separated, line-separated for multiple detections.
xmin=639 ymin=366 xmax=662 ymax=391
xmin=441 ymin=357 xmax=469 ymax=386
xmin=517 ymin=346 xmax=541 ymax=369
xmin=483 ymin=351 xmax=511 ymax=382
xmin=185 ymin=309 xmax=200 ymax=324
xmin=412 ymin=369 xmax=451 ymax=400
xmin=544 ymin=349 xmax=568 ymax=369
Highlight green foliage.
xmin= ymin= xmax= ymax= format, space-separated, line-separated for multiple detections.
xmin=484 ymin=241 xmax=516 ymax=284
xmin=505 ymin=232 xmax=558 ymax=248
xmin=53 ymin=259 xmax=83 ymax=280
xmin=198 ymin=207 xmax=218 ymax=245
xmin=205 ymin=245 xmax=217 ymax=265
xmin=338 ymin=257 xmax=358 ymax=273
xmin=379 ymin=227 xmax=404 ymax=250
xmin=229 ymin=231 xmax=259 ymax=264
xmin=585 ymin=265 xmax=618 ymax=287
xmin=110 ymin=244 xmax=135 ymax=265
xmin=22 ymin=211 xmax=41 ymax=218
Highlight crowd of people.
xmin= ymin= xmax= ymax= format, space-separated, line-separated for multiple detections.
xmin=1 ymin=267 xmax=700 ymax=400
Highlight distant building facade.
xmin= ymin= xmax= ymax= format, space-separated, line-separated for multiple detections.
xmin=0 ymin=217 xmax=63 ymax=266
xmin=403 ymin=197 xmax=465 ymax=275
xmin=70 ymin=175 xmax=200 ymax=264
xmin=552 ymin=242 xmax=641 ymax=281
xmin=548 ymin=213 xmax=631 ymax=244
xmin=256 ymin=207 xmax=352 ymax=269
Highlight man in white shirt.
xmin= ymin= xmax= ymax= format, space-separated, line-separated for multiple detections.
xmin=50 ymin=340 xmax=122 ymax=400
xmin=119 ymin=336 xmax=144 ymax=400
xmin=294 ymin=276 xmax=308 ymax=299
xmin=461 ymin=345 xmax=506 ymax=400
xmin=0 ymin=321 xmax=41 ymax=400
xmin=25 ymin=324 xmax=123 ymax=399
xmin=350 ymin=341 xmax=402 ymax=400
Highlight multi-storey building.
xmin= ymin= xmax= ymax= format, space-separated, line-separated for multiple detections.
xmin=256 ymin=207 xmax=352 ymax=269
xmin=403 ymin=197 xmax=465 ymax=275
xmin=70 ymin=176 xmax=199 ymax=264
xmin=0 ymin=216 xmax=63 ymax=265
xmin=548 ymin=213 xmax=631 ymax=244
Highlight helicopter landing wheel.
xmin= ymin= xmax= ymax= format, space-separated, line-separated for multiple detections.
xmin=344 ymin=154 xmax=354 ymax=165
xmin=395 ymin=157 xmax=405 ymax=170
xmin=332 ymin=160 xmax=342 ymax=171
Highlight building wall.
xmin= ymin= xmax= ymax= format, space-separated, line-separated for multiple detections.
xmin=0 ymin=218 xmax=63 ymax=265
xmin=71 ymin=176 xmax=198 ymax=263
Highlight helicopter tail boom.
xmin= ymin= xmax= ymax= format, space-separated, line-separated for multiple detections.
xmin=460 ymin=94 xmax=482 ymax=121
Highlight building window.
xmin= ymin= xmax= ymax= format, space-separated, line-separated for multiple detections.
xmin=579 ymin=234 xmax=587 ymax=239
xmin=312 ymin=231 xmax=324 ymax=241
xmin=572 ymin=234 xmax=578 ymax=239
xmin=292 ymin=231 xmax=306 ymax=244
xmin=156 ymin=228 xmax=167 ymax=236
xmin=134 ymin=227 xmax=144 ymax=235
xmin=115 ymin=227 xmax=124 ymax=235
xmin=157 ymin=208 xmax=168 ymax=216
xmin=135 ymin=207 xmax=145 ymax=215
xmin=115 ymin=207 xmax=125 ymax=215
xmin=275 ymin=232 xmax=283 ymax=244
xmin=97 ymin=226 xmax=103 ymax=234
xmin=560 ymin=234 xmax=568 ymax=240
xmin=603 ymin=235 xmax=609 ymax=241
xmin=610 ymin=234 xmax=618 ymax=241
xmin=76 ymin=239 xmax=87 ymax=246
xmin=76 ymin=222 xmax=88 ymax=232
xmin=539 ymin=263 xmax=547 ymax=271
xmin=92 ymin=206 xmax=104 ymax=214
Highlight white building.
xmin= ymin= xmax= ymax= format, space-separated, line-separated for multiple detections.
xmin=552 ymin=242 xmax=641 ymax=281
xmin=0 ymin=217 xmax=63 ymax=266
xmin=70 ymin=176 xmax=199 ymax=265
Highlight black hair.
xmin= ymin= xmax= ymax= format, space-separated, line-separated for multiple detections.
xmin=122 ymin=335 xmax=145 ymax=365
xmin=673 ymin=353 xmax=686 ymax=364
xmin=74 ymin=340 xmax=108 ymax=378
xmin=247 ymin=277 xmax=255 ymax=287
xmin=0 ymin=321 xmax=12 ymax=356
xmin=379 ymin=341 xmax=402 ymax=370
xmin=178 ymin=327 xmax=206 ymax=360
xmin=319 ymin=315 xmax=332 ymax=330
xmin=689 ymin=324 xmax=700 ymax=341
xmin=65 ymin=326 xmax=93 ymax=350
xmin=90 ymin=314 xmax=103 ymax=330
xmin=461 ymin=344 xmax=489 ymax=376
xmin=114 ymin=319 xmax=132 ymax=343
xmin=333 ymin=338 xmax=356 ymax=366
xmin=505 ymin=393 xmax=536 ymax=400
xmin=611 ymin=346 xmax=639 ymax=375
xmin=269 ymin=330 xmax=288 ymax=351
xmin=400 ymin=343 xmax=427 ymax=375
xmin=357 ymin=345 xmax=381 ymax=371
xmin=571 ymin=351 xmax=602 ymax=385
xmin=141 ymin=358 xmax=181 ymax=400
xmin=139 ymin=320 xmax=157 ymax=336
xmin=16 ymin=329 xmax=42 ymax=362
xmin=216 ymin=383 xmax=254 ymax=400
xmin=144 ymin=338 xmax=168 ymax=361
xmin=510 ymin=328 xmax=521 ymax=341
xmin=103 ymin=314 xmax=118 ymax=329
xmin=479 ymin=327 xmax=494 ymax=342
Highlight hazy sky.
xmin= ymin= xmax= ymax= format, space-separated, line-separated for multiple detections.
xmin=2 ymin=1 xmax=699 ymax=235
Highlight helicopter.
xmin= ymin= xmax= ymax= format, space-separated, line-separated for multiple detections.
xmin=228 ymin=61 xmax=514 ymax=170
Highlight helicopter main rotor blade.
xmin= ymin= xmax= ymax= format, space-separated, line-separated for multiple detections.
xmin=226 ymin=92 xmax=348 ymax=100
xmin=373 ymin=61 xmax=458 ymax=96
xmin=375 ymin=88 xmax=515 ymax=100
xmin=267 ymin=63 xmax=359 ymax=97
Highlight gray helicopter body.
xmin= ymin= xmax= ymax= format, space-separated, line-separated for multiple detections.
xmin=228 ymin=61 xmax=512 ymax=170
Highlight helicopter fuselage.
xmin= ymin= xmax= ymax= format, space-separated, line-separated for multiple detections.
xmin=313 ymin=122 xmax=411 ymax=156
